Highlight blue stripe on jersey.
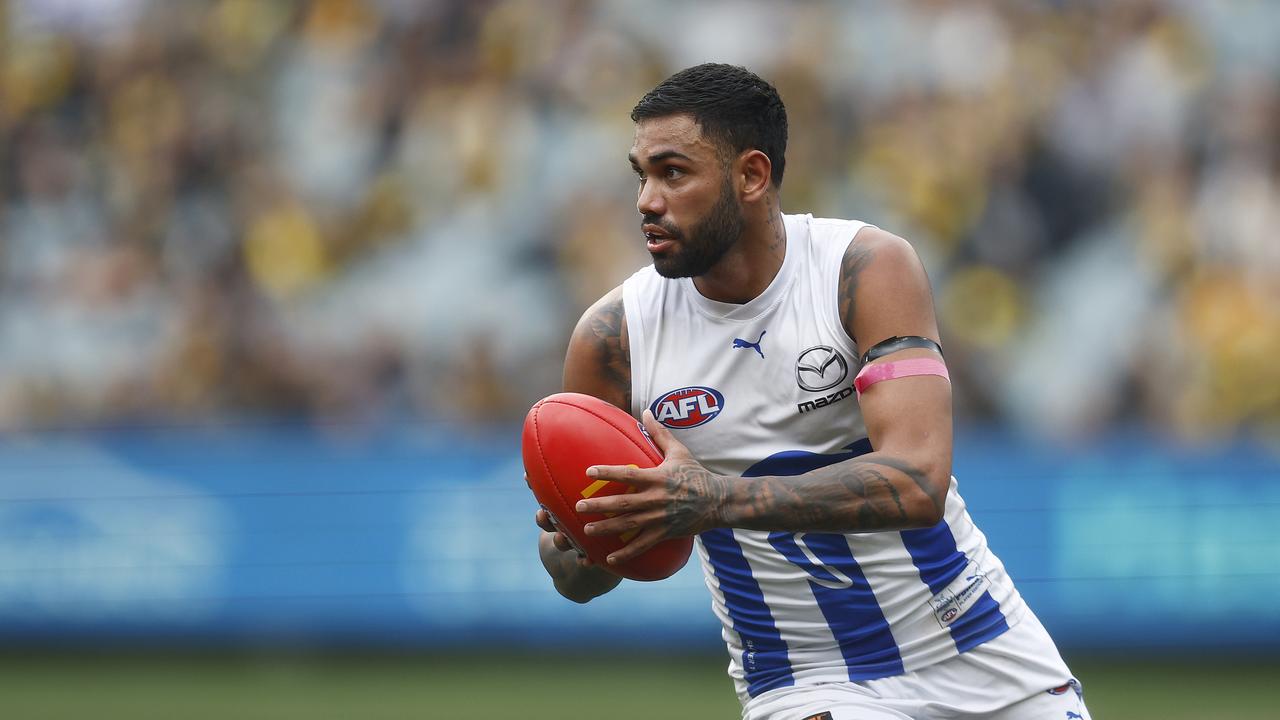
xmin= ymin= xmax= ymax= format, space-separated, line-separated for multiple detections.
xmin=718 ymin=437 xmax=902 ymax=693
xmin=741 ymin=439 xmax=874 ymax=478
xmin=948 ymin=590 xmax=1007 ymax=653
xmin=701 ymin=527 xmax=794 ymax=697
xmin=767 ymin=532 xmax=905 ymax=679
xmin=900 ymin=521 xmax=1010 ymax=654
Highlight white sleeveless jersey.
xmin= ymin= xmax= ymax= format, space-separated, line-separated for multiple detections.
xmin=622 ymin=214 xmax=1036 ymax=704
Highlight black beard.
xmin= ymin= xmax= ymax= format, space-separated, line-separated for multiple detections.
xmin=649 ymin=178 xmax=744 ymax=279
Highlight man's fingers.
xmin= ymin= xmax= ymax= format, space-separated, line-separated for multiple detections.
xmin=535 ymin=508 xmax=556 ymax=533
xmin=606 ymin=525 xmax=667 ymax=566
xmin=536 ymin=509 xmax=584 ymax=557
xmin=552 ymin=532 xmax=576 ymax=553
xmin=582 ymin=508 xmax=662 ymax=537
xmin=577 ymin=465 xmax=651 ymax=514
xmin=575 ymin=484 xmax=650 ymax=515
xmin=584 ymin=462 xmax=643 ymax=485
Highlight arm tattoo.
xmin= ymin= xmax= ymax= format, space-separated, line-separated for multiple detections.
xmin=730 ymin=454 xmax=936 ymax=532
xmin=872 ymin=455 xmax=944 ymax=516
xmin=587 ymin=295 xmax=631 ymax=411
xmin=838 ymin=240 xmax=875 ymax=343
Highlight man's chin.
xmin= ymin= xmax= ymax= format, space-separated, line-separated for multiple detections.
xmin=652 ymin=262 xmax=689 ymax=279
xmin=651 ymin=254 xmax=695 ymax=279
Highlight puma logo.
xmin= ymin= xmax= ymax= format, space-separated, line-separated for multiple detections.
xmin=732 ymin=330 xmax=766 ymax=359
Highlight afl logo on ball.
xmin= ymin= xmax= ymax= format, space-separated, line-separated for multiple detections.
xmin=650 ymin=386 xmax=724 ymax=429
xmin=796 ymin=346 xmax=849 ymax=392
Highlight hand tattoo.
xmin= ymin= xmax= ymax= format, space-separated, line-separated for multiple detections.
xmin=662 ymin=460 xmax=732 ymax=536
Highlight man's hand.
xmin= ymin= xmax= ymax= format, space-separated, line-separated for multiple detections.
xmin=575 ymin=410 xmax=731 ymax=566
xmin=535 ymin=503 xmax=622 ymax=603
xmin=535 ymin=507 xmax=595 ymax=568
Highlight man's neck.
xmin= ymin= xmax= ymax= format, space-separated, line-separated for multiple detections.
xmin=692 ymin=206 xmax=787 ymax=305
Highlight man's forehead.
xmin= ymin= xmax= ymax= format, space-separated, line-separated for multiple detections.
xmin=630 ymin=114 xmax=715 ymax=161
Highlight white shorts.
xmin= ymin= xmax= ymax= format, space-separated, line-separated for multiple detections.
xmin=741 ymin=613 xmax=1091 ymax=720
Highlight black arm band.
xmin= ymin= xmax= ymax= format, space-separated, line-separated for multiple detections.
xmin=859 ymin=335 xmax=943 ymax=365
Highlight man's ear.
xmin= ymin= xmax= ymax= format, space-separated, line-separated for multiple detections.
xmin=738 ymin=149 xmax=773 ymax=203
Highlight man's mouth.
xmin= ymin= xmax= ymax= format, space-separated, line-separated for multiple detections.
xmin=643 ymin=224 xmax=675 ymax=252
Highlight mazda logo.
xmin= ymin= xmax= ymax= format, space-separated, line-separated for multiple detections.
xmin=795 ymin=346 xmax=848 ymax=392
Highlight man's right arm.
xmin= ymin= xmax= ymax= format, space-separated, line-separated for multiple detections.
xmin=535 ymin=285 xmax=630 ymax=603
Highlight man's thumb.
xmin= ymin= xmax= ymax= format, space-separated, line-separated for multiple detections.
xmin=641 ymin=409 xmax=682 ymax=457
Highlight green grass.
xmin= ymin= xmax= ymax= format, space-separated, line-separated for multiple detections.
xmin=0 ymin=651 xmax=1273 ymax=719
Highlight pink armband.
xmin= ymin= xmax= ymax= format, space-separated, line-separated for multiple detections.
xmin=853 ymin=358 xmax=950 ymax=398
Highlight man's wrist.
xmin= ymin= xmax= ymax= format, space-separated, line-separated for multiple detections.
xmin=714 ymin=475 xmax=750 ymax=530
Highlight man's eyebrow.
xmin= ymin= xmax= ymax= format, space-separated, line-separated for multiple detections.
xmin=628 ymin=150 xmax=695 ymax=166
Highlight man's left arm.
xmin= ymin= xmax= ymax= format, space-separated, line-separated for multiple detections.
xmin=577 ymin=228 xmax=952 ymax=566
xmin=721 ymin=226 xmax=951 ymax=533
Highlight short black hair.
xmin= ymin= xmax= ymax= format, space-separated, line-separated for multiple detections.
xmin=631 ymin=63 xmax=788 ymax=187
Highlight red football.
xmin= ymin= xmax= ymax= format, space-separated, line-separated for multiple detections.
xmin=522 ymin=392 xmax=693 ymax=581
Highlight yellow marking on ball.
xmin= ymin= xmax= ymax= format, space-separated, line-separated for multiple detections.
xmin=580 ymin=480 xmax=610 ymax=499
xmin=580 ymin=466 xmax=641 ymax=541
xmin=580 ymin=465 xmax=639 ymax=499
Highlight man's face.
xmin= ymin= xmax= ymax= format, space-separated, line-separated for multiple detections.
xmin=629 ymin=115 xmax=745 ymax=278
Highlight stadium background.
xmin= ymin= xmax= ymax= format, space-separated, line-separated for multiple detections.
xmin=1 ymin=0 xmax=1277 ymax=718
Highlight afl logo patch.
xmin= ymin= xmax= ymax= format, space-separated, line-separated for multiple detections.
xmin=796 ymin=346 xmax=849 ymax=392
xmin=650 ymin=386 xmax=724 ymax=429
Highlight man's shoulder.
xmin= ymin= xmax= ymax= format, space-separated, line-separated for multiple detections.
xmin=839 ymin=226 xmax=919 ymax=265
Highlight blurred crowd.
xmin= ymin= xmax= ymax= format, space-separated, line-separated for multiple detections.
xmin=1 ymin=0 xmax=1277 ymax=442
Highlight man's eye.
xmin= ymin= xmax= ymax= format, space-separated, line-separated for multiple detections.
xmin=664 ymin=167 xmax=684 ymax=179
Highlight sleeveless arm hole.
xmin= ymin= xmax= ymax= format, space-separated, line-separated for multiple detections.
xmin=622 ymin=275 xmax=648 ymax=419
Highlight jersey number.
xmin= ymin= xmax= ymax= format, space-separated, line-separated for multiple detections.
xmin=768 ymin=531 xmax=861 ymax=590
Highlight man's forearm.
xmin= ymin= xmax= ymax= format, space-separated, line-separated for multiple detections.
xmin=720 ymin=453 xmax=945 ymax=533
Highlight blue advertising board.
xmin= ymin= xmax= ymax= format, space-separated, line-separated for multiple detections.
xmin=0 ymin=424 xmax=1276 ymax=651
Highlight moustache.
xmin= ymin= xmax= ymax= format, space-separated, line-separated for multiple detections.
xmin=641 ymin=215 xmax=682 ymax=239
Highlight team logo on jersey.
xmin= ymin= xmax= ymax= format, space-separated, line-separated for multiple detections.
xmin=650 ymin=386 xmax=724 ymax=429
xmin=795 ymin=345 xmax=848 ymax=392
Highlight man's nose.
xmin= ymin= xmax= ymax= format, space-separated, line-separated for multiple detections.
xmin=637 ymin=180 xmax=665 ymax=217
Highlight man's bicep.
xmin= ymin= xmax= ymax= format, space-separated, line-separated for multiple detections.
xmin=562 ymin=286 xmax=632 ymax=412
xmin=839 ymin=228 xmax=941 ymax=352
xmin=857 ymin=372 xmax=952 ymax=461
xmin=840 ymin=229 xmax=952 ymax=484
